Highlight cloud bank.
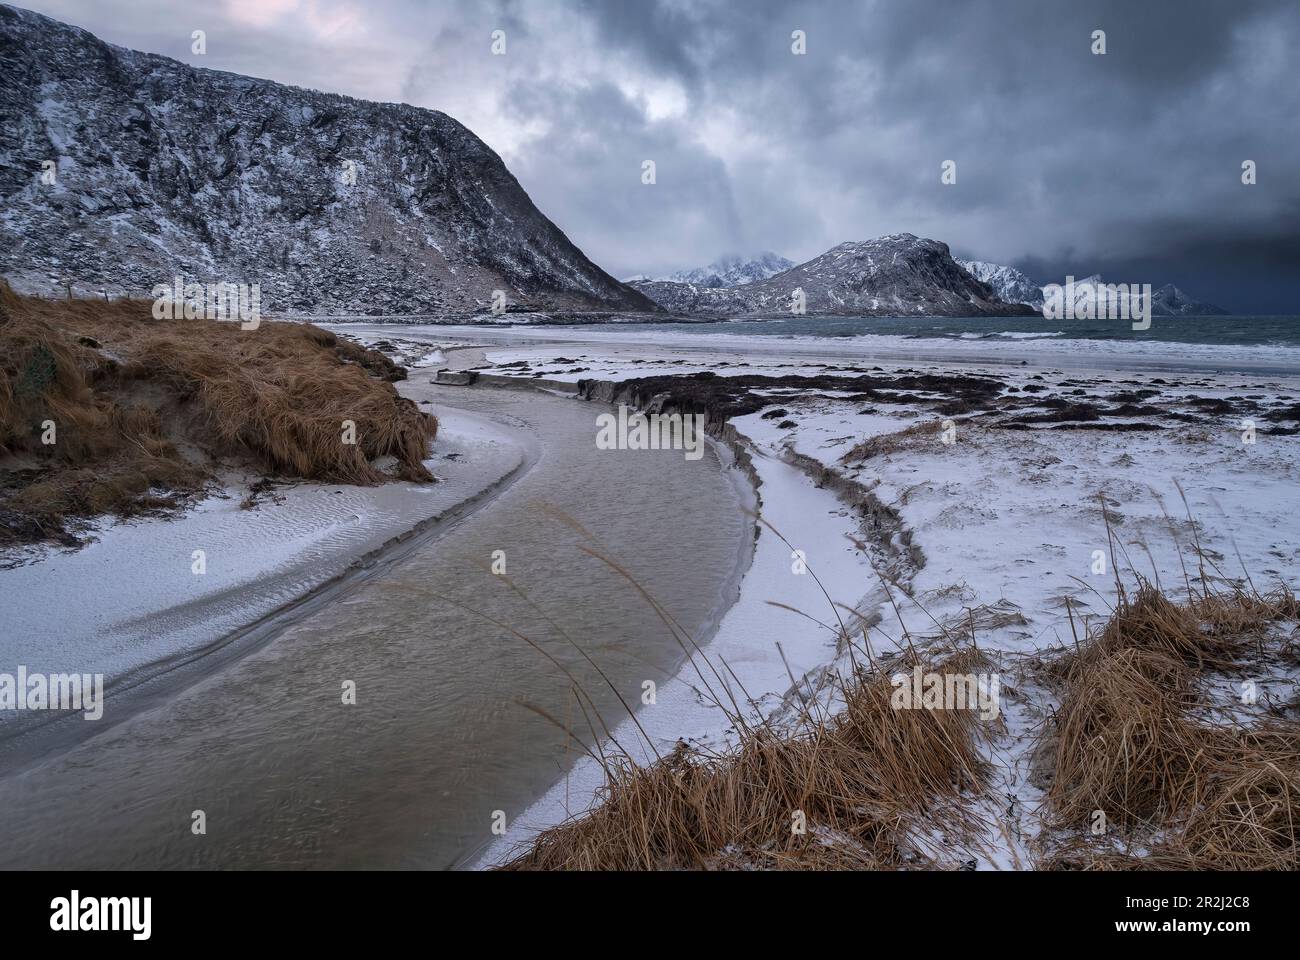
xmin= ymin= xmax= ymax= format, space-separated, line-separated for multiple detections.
xmin=18 ymin=0 xmax=1300 ymax=311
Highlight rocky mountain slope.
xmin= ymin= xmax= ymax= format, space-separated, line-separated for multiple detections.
xmin=1149 ymin=283 xmax=1228 ymax=316
xmin=632 ymin=234 xmax=1036 ymax=317
xmin=956 ymin=260 xmax=1045 ymax=310
xmin=622 ymin=280 xmax=762 ymax=315
xmin=0 ymin=4 xmax=655 ymax=316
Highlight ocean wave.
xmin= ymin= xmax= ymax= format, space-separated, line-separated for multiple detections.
xmin=620 ymin=327 xmax=1300 ymax=374
xmin=954 ymin=331 xmax=1065 ymax=341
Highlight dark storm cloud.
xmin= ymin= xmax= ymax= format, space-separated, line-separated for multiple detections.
xmin=18 ymin=0 xmax=1300 ymax=308
xmin=500 ymin=81 xmax=747 ymax=274
xmin=556 ymin=0 xmax=1300 ymax=308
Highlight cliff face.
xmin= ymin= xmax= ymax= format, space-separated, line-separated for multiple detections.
xmin=0 ymin=4 xmax=656 ymax=316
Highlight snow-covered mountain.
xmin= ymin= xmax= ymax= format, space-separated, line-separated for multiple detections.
xmin=1040 ymin=275 xmax=1228 ymax=317
xmin=631 ymin=234 xmax=1036 ymax=317
xmin=957 ymin=260 xmax=1230 ymax=316
xmin=1150 ymin=283 xmax=1228 ymax=316
xmin=665 ymin=252 xmax=795 ymax=288
xmin=956 ymin=260 xmax=1045 ymax=310
xmin=0 ymin=4 xmax=655 ymax=316
xmin=620 ymin=280 xmax=761 ymax=316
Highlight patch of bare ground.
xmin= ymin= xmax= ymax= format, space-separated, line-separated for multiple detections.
xmin=0 ymin=281 xmax=436 ymax=548
xmin=577 ymin=370 xmax=1006 ymax=423
xmin=840 ymin=419 xmax=944 ymax=464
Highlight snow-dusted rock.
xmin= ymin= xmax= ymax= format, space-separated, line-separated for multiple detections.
xmin=0 ymin=4 xmax=655 ymax=316
xmin=1150 ymin=283 xmax=1228 ymax=316
xmin=956 ymin=260 xmax=1045 ymax=310
xmin=632 ymin=234 xmax=1036 ymax=317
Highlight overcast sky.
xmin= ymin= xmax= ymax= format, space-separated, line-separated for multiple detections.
xmin=18 ymin=0 xmax=1300 ymax=312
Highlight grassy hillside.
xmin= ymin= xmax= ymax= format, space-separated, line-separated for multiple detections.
xmin=0 ymin=282 xmax=436 ymax=547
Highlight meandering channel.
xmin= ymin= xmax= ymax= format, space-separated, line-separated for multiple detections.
xmin=0 ymin=383 xmax=751 ymax=869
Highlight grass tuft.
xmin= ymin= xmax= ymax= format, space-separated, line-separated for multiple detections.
xmin=0 ymin=281 xmax=436 ymax=546
xmin=1041 ymin=583 xmax=1300 ymax=870
xmin=499 ymin=650 xmax=988 ymax=871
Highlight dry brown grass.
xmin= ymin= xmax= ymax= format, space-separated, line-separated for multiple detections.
xmin=0 ymin=281 xmax=435 ymax=546
xmin=487 ymin=490 xmax=1297 ymax=871
xmin=840 ymin=419 xmax=942 ymax=465
xmin=498 ymin=649 xmax=989 ymax=871
xmin=1040 ymin=583 xmax=1300 ymax=870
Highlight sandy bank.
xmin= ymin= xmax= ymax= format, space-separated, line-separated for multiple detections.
xmin=0 ymin=402 xmax=532 ymax=760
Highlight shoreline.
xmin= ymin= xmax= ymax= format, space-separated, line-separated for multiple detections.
xmin=448 ymin=415 xmax=762 ymax=870
xmin=471 ymin=379 xmax=889 ymax=868
xmin=344 ymin=329 xmax=1299 ymax=869
xmin=0 ymin=380 xmax=759 ymax=868
xmin=4 ymin=321 xmax=1297 ymax=867
xmin=323 ymin=321 xmax=1300 ymax=379
xmin=0 ymin=401 xmax=537 ymax=773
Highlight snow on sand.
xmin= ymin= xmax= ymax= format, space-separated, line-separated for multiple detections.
xmin=449 ymin=328 xmax=1300 ymax=868
xmin=0 ymin=405 xmax=528 ymax=736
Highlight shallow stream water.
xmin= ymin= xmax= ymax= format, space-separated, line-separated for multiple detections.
xmin=0 ymin=384 xmax=750 ymax=868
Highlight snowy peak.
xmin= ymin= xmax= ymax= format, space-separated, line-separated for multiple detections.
xmin=957 ymin=261 xmax=1230 ymax=316
xmin=0 ymin=4 xmax=655 ymax=316
xmin=1151 ymin=283 xmax=1229 ymax=316
xmin=763 ymin=234 xmax=1031 ymax=315
xmin=956 ymin=260 xmax=1045 ymax=310
xmin=665 ymin=252 xmax=794 ymax=287
xmin=631 ymin=234 xmax=1036 ymax=317
xmin=1041 ymin=276 xmax=1229 ymax=316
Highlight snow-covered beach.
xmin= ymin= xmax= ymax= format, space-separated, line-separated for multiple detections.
xmin=0 ymin=369 xmax=754 ymax=868
xmin=3 ymin=316 xmax=1298 ymax=868
xmin=4 ymin=0 xmax=1299 ymax=904
xmin=332 ymin=322 xmax=1300 ymax=868
xmin=0 ymin=401 xmax=532 ymax=759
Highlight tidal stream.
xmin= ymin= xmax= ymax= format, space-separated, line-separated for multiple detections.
xmin=0 ymin=383 xmax=751 ymax=868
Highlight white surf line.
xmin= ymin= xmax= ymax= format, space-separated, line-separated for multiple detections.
xmin=339 ymin=322 xmax=1300 ymax=379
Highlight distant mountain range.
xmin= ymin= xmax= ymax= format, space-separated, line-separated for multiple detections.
xmin=1146 ymin=283 xmax=1229 ymax=316
xmin=0 ymin=6 xmax=1234 ymax=324
xmin=630 ymin=235 xmax=1037 ymax=317
xmin=0 ymin=4 xmax=655 ymax=316
xmin=630 ymin=246 xmax=1231 ymax=319
xmin=624 ymin=252 xmax=793 ymax=288
xmin=667 ymin=252 xmax=795 ymax=287
xmin=956 ymin=261 xmax=1229 ymax=317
